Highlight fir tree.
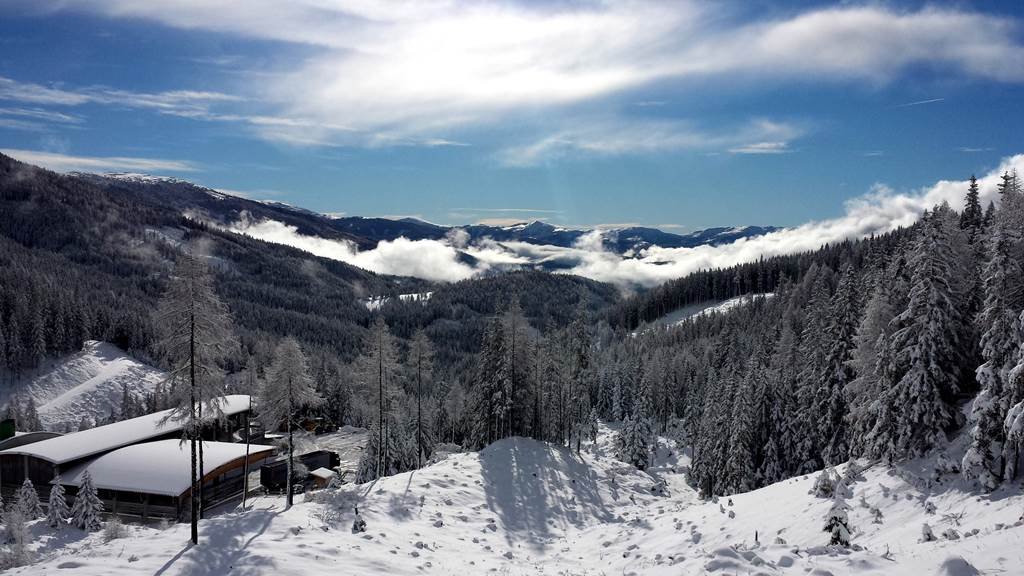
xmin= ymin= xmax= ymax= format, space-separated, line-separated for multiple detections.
xmin=47 ymin=477 xmax=70 ymax=529
xmin=963 ymin=224 xmax=1022 ymax=488
xmin=16 ymin=478 xmax=42 ymax=519
xmin=70 ymin=471 xmax=104 ymax=532
xmin=884 ymin=210 xmax=964 ymax=459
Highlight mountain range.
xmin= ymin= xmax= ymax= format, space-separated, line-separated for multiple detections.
xmin=72 ymin=171 xmax=779 ymax=256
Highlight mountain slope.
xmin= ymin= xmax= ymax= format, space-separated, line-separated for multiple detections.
xmin=0 ymin=341 xmax=165 ymax=431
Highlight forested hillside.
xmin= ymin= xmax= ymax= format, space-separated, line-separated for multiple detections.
xmin=0 ymin=154 xmax=618 ymax=430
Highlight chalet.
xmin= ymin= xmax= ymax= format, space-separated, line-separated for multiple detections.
xmin=0 ymin=395 xmax=270 ymax=520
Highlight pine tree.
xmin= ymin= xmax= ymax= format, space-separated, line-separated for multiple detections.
xmin=884 ymin=210 xmax=964 ymax=459
xmin=16 ymin=478 xmax=42 ymax=519
xmin=963 ymin=224 xmax=1022 ymax=488
xmin=71 ymin=470 xmax=104 ymax=532
xmin=47 ymin=477 xmax=70 ymax=529
xmin=258 ymin=337 xmax=323 ymax=509
xmin=960 ymin=175 xmax=983 ymax=240
xmin=21 ymin=396 xmax=41 ymax=431
xmin=847 ymin=278 xmax=896 ymax=455
xmin=818 ymin=264 xmax=860 ymax=464
xmin=617 ymin=413 xmax=650 ymax=470
xmin=154 ymin=249 xmax=235 ymax=544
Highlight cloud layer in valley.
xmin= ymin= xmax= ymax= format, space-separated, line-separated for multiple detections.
xmin=221 ymin=154 xmax=1024 ymax=288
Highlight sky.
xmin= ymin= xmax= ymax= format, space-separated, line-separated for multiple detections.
xmin=1 ymin=1 xmax=1023 ymax=231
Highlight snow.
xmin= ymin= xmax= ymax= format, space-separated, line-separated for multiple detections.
xmin=0 ymin=341 xmax=167 ymax=431
xmin=634 ymin=293 xmax=775 ymax=334
xmin=9 ymin=424 xmax=1024 ymax=575
xmin=0 ymin=395 xmax=252 ymax=465
xmin=59 ymin=440 xmax=276 ymax=496
xmin=309 ymin=467 xmax=334 ymax=479
xmin=363 ymin=292 xmax=434 ymax=311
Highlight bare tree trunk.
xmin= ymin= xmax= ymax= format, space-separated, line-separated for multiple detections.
xmin=198 ymin=401 xmax=205 ymax=519
xmin=242 ymin=395 xmax=251 ymax=509
xmin=377 ymin=330 xmax=383 ymax=479
xmin=416 ymin=348 xmax=422 ymax=469
xmin=286 ymin=376 xmax=294 ymax=509
xmin=189 ymin=309 xmax=198 ymax=545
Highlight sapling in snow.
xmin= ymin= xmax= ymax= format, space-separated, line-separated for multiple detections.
xmin=823 ymin=496 xmax=852 ymax=547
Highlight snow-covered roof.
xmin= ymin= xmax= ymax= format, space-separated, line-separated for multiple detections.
xmin=0 ymin=395 xmax=252 ymax=465
xmin=310 ymin=467 xmax=335 ymax=480
xmin=59 ymin=440 xmax=276 ymax=496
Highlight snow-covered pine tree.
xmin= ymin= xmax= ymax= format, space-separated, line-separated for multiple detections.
xmin=21 ymin=397 xmax=41 ymax=431
xmin=70 ymin=470 xmax=104 ymax=532
xmin=847 ymin=277 xmax=896 ymax=455
xmin=617 ymin=413 xmax=650 ymax=470
xmin=16 ymin=478 xmax=42 ymax=519
xmin=47 ymin=477 xmax=70 ymax=528
xmin=611 ymin=377 xmax=624 ymax=422
xmin=472 ymin=316 xmax=509 ymax=447
xmin=794 ymin=267 xmax=834 ymax=472
xmin=258 ymin=337 xmax=323 ymax=509
xmin=725 ymin=352 xmax=764 ymax=492
xmin=586 ymin=406 xmax=599 ymax=444
xmin=963 ymin=223 xmax=1022 ymax=488
xmin=960 ymin=175 xmax=984 ymax=240
xmin=884 ymin=208 xmax=965 ymax=459
xmin=818 ymin=264 xmax=860 ymax=465
xmin=824 ymin=496 xmax=852 ymax=547
xmin=155 ymin=248 xmax=236 ymax=544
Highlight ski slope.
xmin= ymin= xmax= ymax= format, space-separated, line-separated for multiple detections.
xmin=0 ymin=341 xmax=166 ymax=431
xmin=11 ymin=425 xmax=1023 ymax=575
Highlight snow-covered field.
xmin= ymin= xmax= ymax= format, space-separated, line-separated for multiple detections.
xmin=11 ymin=425 xmax=1022 ymax=575
xmin=0 ymin=341 xmax=166 ymax=431
xmin=636 ymin=293 xmax=775 ymax=334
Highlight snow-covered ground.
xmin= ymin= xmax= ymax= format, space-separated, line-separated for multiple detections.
xmin=10 ymin=423 xmax=1022 ymax=575
xmin=635 ymin=293 xmax=775 ymax=335
xmin=0 ymin=341 xmax=166 ymax=431
xmin=363 ymin=292 xmax=434 ymax=311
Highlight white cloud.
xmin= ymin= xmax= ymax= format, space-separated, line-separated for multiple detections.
xmin=499 ymin=118 xmax=802 ymax=166
xmin=728 ymin=141 xmax=791 ymax=155
xmin=30 ymin=2 xmax=1024 ymax=146
xmin=210 ymin=153 xmax=1024 ymax=288
xmin=0 ymin=149 xmax=199 ymax=173
xmin=0 ymin=76 xmax=240 ymax=114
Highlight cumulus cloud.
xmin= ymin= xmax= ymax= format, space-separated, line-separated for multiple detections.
xmin=0 ymin=148 xmax=199 ymax=173
xmin=217 ymin=154 xmax=1024 ymax=288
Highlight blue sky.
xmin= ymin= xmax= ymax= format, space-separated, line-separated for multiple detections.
xmin=1 ymin=1 xmax=1022 ymax=230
